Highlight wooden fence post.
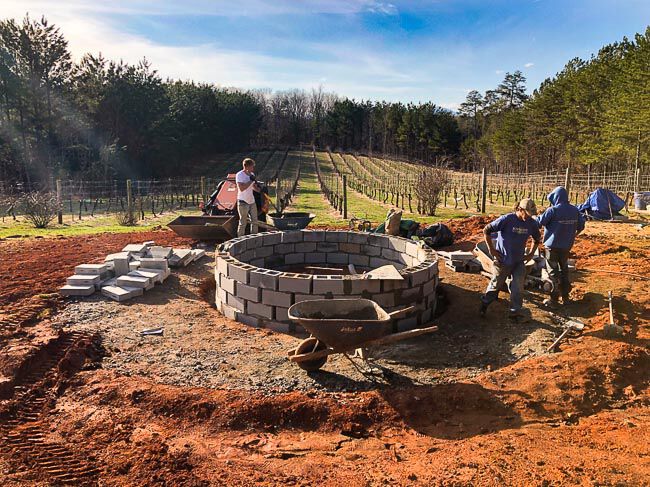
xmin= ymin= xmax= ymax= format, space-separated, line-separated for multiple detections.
xmin=343 ymin=175 xmax=348 ymax=220
xmin=635 ymin=168 xmax=641 ymax=193
xmin=480 ymin=167 xmax=487 ymax=213
xmin=126 ymin=179 xmax=133 ymax=217
xmin=56 ymin=179 xmax=63 ymax=224
xmin=275 ymin=177 xmax=281 ymax=213
xmin=200 ymin=176 xmax=206 ymax=203
xmin=565 ymin=166 xmax=571 ymax=191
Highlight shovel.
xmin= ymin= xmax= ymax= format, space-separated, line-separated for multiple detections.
xmin=546 ymin=314 xmax=585 ymax=353
xmin=604 ymin=291 xmax=624 ymax=337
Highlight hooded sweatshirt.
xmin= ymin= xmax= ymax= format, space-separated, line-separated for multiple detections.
xmin=537 ymin=186 xmax=585 ymax=249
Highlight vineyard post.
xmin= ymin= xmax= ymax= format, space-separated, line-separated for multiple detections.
xmin=343 ymin=175 xmax=348 ymax=220
xmin=126 ymin=179 xmax=133 ymax=218
xmin=480 ymin=167 xmax=487 ymax=213
xmin=565 ymin=166 xmax=571 ymax=191
xmin=635 ymin=168 xmax=640 ymax=193
xmin=56 ymin=179 xmax=62 ymax=224
xmin=275 ymin=176 xmax=281 ymax=213
xmin=200 ymin=176 xmax=206 ymax=203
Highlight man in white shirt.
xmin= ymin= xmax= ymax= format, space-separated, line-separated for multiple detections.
xmin=235 ymin=158 xmax=260 ymax=236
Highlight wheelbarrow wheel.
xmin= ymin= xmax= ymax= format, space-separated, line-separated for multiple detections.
xmin=295 ymin=337 xmax=328 ymax=372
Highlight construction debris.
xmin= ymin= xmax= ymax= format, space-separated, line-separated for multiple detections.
xmin=60 ymin=241 xmax=200 ymax=302
xmin=604 ymin=291 xmax=625 ymax=337
xmin=437 ymin=250 xmax=482 ymax=273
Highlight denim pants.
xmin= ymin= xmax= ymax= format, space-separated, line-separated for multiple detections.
xmin=545 ymin=248 xmax=571 ymax=300
xmin=237 ymin=200 xmax=258 ymax=237
xmin=481 ymin=260 xmax=526 ymax=312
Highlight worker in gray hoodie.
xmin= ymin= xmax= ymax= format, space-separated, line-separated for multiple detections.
xmin=536 ymin=186 xmax=585 ymax=306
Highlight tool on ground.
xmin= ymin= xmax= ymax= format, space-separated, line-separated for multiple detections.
xmin=140 ymin=327 xmax=164 ymax=336
xmin=546 ymin=314 xmax=585 ymax=352
xmin=287 ymin=298 xmax=438 ymax=374
xmin=604 ymin=291 xmax=624 ymax=337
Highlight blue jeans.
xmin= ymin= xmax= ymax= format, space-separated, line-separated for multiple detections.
xmin=481 ymin=260 xmax=526 ymax=312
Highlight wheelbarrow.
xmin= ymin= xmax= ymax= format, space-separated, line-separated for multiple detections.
xmin=267 ymin=212 xmax=315 ymax=230
xmin=287 ymin=299 xmax=438 ymax=373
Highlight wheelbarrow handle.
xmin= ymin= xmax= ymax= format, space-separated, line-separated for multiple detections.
xmin=387 ymin=305 xmax=417 ymax=320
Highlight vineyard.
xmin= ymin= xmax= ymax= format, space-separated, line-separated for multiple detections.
xmin=0 ymin=149 xmax=647 ymax=231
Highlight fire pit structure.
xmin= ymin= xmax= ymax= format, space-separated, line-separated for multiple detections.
xmin=214 ymin=230 xmax=439 ymax=333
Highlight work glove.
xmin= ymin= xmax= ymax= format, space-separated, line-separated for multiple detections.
xmin=249 ymin=174 xmax=256 ymax=182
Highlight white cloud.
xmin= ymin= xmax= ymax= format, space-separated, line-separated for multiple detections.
xmin=495 ymin=69 xmax=504 ymax=74
xmin=524 ymin=62 xmax=535 ymax=68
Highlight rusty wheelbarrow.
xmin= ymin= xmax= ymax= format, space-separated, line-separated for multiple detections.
xmin=287 ymin=299 xmax=438 ymax=373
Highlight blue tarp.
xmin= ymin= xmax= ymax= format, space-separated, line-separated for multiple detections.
xmin=577 ymin=188 xmax=625 ymax=220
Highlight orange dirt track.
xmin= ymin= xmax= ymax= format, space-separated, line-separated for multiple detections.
xmin=1 ymin=218 xmax=649 ymax=486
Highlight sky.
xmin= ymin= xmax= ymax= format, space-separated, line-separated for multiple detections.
xmin=2 ymin=0 xmax=649 ymax=109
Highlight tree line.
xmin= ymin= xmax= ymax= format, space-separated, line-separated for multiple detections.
xmin=0 ymin=14 xmax=647 ymax=183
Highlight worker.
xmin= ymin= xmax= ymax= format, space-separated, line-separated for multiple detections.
xmin=235 ymin=158 xmax=260 ymax=236
xmin=536 ymin=186 xmax=585 ymax=307
xmin=479 ymin=198 xmax=541 ymax=319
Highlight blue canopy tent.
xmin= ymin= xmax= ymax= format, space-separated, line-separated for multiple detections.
xmin=577 ymin=188 xmax=626 ymax=220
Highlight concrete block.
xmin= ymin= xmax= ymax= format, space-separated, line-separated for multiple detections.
xmin=227 ymin=262 xmax=251 ymax=284
xmin=313 ymin=275 xmax=345 ymax=294
xmin=116 ymin=274 xmax=152 ymax=289
xmin=348 ymin=232 xmax=370 ymax=245
xmin=148 ymin=246 xmax=173 ymax=259
xmin=302 ymin=230 xmax=326 ymax=242
xmin=219 ymin=275 xmax=236 ymax=294
xmin=217 ymin=286 xmax=228 ymax=304
xmin=221 ymin=303 xmax=238 ymax=320
xmin=169 ymin=249 xmax=194 ymax=267
xmin=249 ymin=269 xmax=281 ymax=290
xmin=362 ymin=245 xmax=381 ymax=257
xmin=347 ymin=277 xmax=381 ymax=295
xmin=388 ymin=237 xmax=408 ymax=253
xmin=396 ymin=286 xmax=423 ymax=306
xmin=349 ymin=254 xmax=370 ymax=268
xmin=75 ymin=263 xmax=109 ymax=275
xmin=274 ymin=243 xmax=295 ymax=255
xmin=238 ymin=250 xmax=254 ymax=263
xmin=122 ymin=243 xmax=148 ymax=254
xmin=293 ymin=293 xmax=329 ymax=304
xmin=281 ymin=231 xmax=303 ymax=243
xmin=265 ymin=255 xmax=285 ymax=269
xmin=339 ymin=243 xmax=361 ymax=254
xmin=250 ymin=258 xmax=265 ymax=267
xmin=284 ymin=253 xmax=305 ymax=265
xmin=326 ymin=253 xmax=349 ymax=265
xmin=409 ymin=265 xmax=430 ymax=286
xmin=143 ymin=240 xmax=155 ymax=247
xmin=104 ymin=252 xmax=130 ymax=262
xmin=101 ymin=285 xmax=143 ymax=302
xmin=66 ymin=274 xmax=100 ymax=287
xmin=264 ymin=320 xmax=291 ymax=333
xmin=237 ymin=283 xmax=261 ymax=302
xmin=420 ymin=307 xmax=433 ymax=325
xmin=304 ymin=252 xmax=327 ymax=264
xmin=111 ymin=257 xmax=130 ymax=277
xmin=381 ymin=248 xmax=402 ymax=263
xmin=237 ymin=313 xmax=262 ymax=328
xmin=60 ymin=284 xmax=95 ymax=297
xmin=275 ymin=306 xmax=290 ymax=322
xmin=422 ymin=279 xmax=435 ymax=298
xmin=226 ymin=292 xmax=246 ymax=312
xmin=139 ymin=258 xmax=169 ymax=272
xmin=325 ymin=231 xmax=348 ymax=243
xmin=278 ymin=273 xmax=312 ymax=293
xmin=382 ymin=278 xmax=409 ymax=292
xmin=368 ymin=234 xmax=390 ymax=248
xmin=295 ymin=242 xmax=317 ymax=253
xmin=254 ymin=245 xmax=274 ymax=258
xmin=373 ymin=292 xmax=396 ymax=308
xmin=369 ymin=257 xmax=391 ymax=268
xmin=317 ymin=242 xmax=338 ymax=253
xmin=247 ymin=301 xmax=274 ymax=320
xmin=262 ymin=232 xmax=282 ymax=246
xmin=129 ymin=261 xmax=141 ymax=272
xmin=190 ymin=248 xmax=206 ymax=261
xmin=131 ymin=269 xmax=163 ymax=285
xmin=395 ymin=315 xmax=420 ymax=332
xmin=262 ymin=289 xmax=293 ymax=308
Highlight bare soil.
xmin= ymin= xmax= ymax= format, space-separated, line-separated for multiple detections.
xmin=1 ymin=219 xmax=649 ymax=486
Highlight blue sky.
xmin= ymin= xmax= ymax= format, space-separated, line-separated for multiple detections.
xmin=4 ymin=0 xmax=650 ymax=109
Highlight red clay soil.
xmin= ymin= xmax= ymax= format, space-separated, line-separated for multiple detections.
xmin=1 ymin=222 xmax=649 ymax=485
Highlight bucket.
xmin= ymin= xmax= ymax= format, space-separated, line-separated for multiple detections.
xmin=633 ymin=192 xmax=649 ymax=210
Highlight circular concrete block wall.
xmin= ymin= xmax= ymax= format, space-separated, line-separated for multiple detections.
xmin=214 ymin=230 xmax=439 ymax=333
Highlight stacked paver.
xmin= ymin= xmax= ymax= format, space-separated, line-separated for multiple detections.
xmin=60 ymin=242 xmax=206 ymax=302
xmin=215 ymin=230 xmax=439 ymax=333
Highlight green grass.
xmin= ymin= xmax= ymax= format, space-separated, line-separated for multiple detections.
xmin=0 ymin=211 xmax=201 ymax=239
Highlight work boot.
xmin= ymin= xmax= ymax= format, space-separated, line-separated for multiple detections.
xmin=479 ymin=301 xmax=488 ymax=317
xmin=543 ymin=297 xmax=559 ymax=308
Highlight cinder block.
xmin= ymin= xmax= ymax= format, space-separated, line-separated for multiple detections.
xmin=302 ymin=230 xmax=326 ymax=242
xmin=362 ymin=245 xmax=381 ymax=257
xmin=112 ymin=257 xmax=131 ymax=277
xmin=396 ymin=286 xmax=423 ymax=306
xmin=250 ymin=269 xmax=281 ymax=290
xmin=219 ymin=275 xmax=236 ymax=294
xmin=262 ymin=232 xmax=282 ymax=246
xmin=221 ymin=302 xmax=238 ymax=320
xmin=293 ymin=293 xmax=329 ymax=304
xmin=227 ymin=262 xmax=251 ymax=284
xmin=348 ymin=232 xmax=370 ymax=245
xmin=339 ymin=243 xmax=361 ymax=254
xmin=284 ymin=253 xmax=305 ymax=265
xmin=265 ymin=255 xmax=285 ymax=269
xmin=406 ymin=242 xmax=420 ymax=258
xmin=101 ymin=285 xmax=143 ymax=302
xmin=304 ymin=252 xmax=327 ymax=264
xmin=247 ymin=301 xmax=274 ymax=320
xmin=325 ymin=231 xmax=348 ymax=243
xmin=274 ymin=243 xmax=295 ymax=254
xmin=237 ymin=313 xmax=261 ymax=328
xmin=421 ymin=307 xmax=433 ymax=325
xmin=349 ymin=254 xmax=370 ymax=268
xmin=409 ymin=265 xmax=430 ymax=286
xmin=278 ymin=273 xmax=312 ymax=293
xmin=347 ymin=277 xmax=381 ymax=295
xmin=382 ymin=278 xmax=408 ymax=292
xmin=312 ymin=275 xmax=345 ymax=294
xmin=217 ymin=286 xmax=228 ymax=304
xmin=369 ymin=257 xmax=391 ymax=268
xmin=326 ymin=253 xmax=349 ymax=265
xmin=75 ymin=264 xmax=109 ymax=275
xmin=139 ymin=258 xmax=169 ymax=272
xmin=295 ymin=242 xmax=317 ymax=253
xmin=236 ymin=283 xmax=261 ymax=302
xmin=373 ymin=292 xmax=396 ymax=308
xmin=317 ymin=242 xmax=338 ymax=253
xmin=148 ymin=246 xmax=173 ymax=259
xmin=275 ymin=306 xmax=290 ymax=322
xmin=368 ymin=234 xmax=390 ymax=248
xmin=281 ymin=231 xmax=303 ymax=243
xmin=131 ymin=269 xmax=163 ymax=284
xmin=388 ymin=237 xmax=408 ymax=253
xmin=381 ymin=248 xmax=402 ymax=263
xmin=104 ymin=252 xmax=130 ymax=262
xmin=262 ymin=289 xmax=292 ymax=308
xmin=238 ymin=250 xmax=254 ymax=263
xmin=250 ymin=258 xmax=265 ymax=267
xmin=254 ymin=245 xmax=274 ymax=258
xmin=169 ymin=249 xmax=194 ymax=267
xmin=129 ymin=261 xmax=141 ymax=272
xmin=116 ymin=274 xmax=152 ymax=289
xmin=227 ymin=292 xmax=246 ymax=312
xmin=60 ymin=284 xmax=95 ymax=297
xmin=395 ymin=315 xmax=420 ymax=332
xmin=67 ymin=274 xmax=100 ymax=287
xmin=264 ymin=320 xmax=291 ymax=333
xmin=122 ymin=243 xmax=148 ymax=254
xmin=422 ymin=279 xmax=436 ymax=298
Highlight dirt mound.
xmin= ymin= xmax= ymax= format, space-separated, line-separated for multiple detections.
xmin=444 ymin=215 xmax=495 ymax=244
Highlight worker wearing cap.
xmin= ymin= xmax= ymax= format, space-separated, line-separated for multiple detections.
xmin=236 ymin=158 xmax=260 ymax=237
xmin=536 ymin=186 xmax=585 ymax=307
xmin=480 ymin=198 xmax=541 ymax=318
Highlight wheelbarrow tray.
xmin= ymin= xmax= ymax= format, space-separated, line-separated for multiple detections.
xmin=168 ymin=215 xmax=237 ymax=241
xmin=267 ymin=212 xmax=315 ymax=231
xmin=288 ymin=299 xmax=393 ymax=351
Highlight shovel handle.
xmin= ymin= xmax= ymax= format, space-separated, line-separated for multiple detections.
xmin=608 ymin=291 xmax=615 ymax=325
xmin=387 ymin=305 xmax=416 ymax=320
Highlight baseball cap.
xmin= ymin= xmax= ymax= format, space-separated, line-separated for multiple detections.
xmin=518 ymin=198 xmax=538 ymax=215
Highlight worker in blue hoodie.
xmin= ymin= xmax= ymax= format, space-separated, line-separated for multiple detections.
xmin=536 ymin=186 xmax=585 ymax=306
